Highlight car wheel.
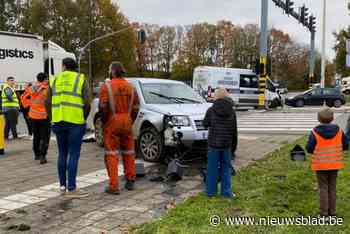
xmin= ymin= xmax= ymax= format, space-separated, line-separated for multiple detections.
xmin=94 ymin=117 xmax=104 ymax=147
xmin=326 ymin=100 xmax=333 ymax=107
xmin=296 ymin=99 xmax=304 ymax=107
xmin=138 ymin=127 xmax=163 ymax=162
xmin=334 ymin=99 xmax=342 ymax=108
xmin=344 ymin=90 xmax=350 ymax=95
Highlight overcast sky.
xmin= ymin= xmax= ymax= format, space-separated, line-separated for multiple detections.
xmin=115 ymin=0 xmax=350 ymax=59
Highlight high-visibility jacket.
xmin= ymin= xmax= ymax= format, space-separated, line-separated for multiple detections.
xmin=1 ymin=84 xmax=19 ymax=109
xmin=50 ymin=71 xmax=85 ymax=124
xmin=312 ymin=129 xmax=344 ymax=171
xmin=29 ymin=82 xmax=48 ymax=120
xmin=21 ymin=86 xmax=32 ymax=109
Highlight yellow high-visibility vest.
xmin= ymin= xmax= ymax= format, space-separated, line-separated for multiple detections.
xmin=50 ymin=71 xmax=85 ymax=124
xmin=1 ymin=84 xmax=19 ymax=109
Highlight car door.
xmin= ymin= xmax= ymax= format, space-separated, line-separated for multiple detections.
xmin=304 ymin=89 xmax=322 ymax=105
xmin=313 ymin=88 xmax=324 ymax=105
xmin=322 ymin=88 xmax=332 ymax=105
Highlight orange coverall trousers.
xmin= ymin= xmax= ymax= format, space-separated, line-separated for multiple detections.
xmin=104 ymin=127 xmax=136 ymax=190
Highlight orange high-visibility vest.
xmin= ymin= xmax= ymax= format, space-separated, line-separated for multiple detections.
xmin=21 ymin=87 xmax=32 ymax=109
xmin=28 ymin=82 xmax=48 ymax=120
xmin=312 ymin=129 xmax=344 ymax=171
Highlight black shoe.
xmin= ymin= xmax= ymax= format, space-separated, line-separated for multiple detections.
xmin=125 ymin=180 xmax=135 ymax=191
xmin=104 ymin=187 xmax=120 ymax=195
xmin=40 ymin=159 xmax=47 ymax=164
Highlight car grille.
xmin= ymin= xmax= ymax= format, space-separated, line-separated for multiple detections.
xmin=194 ymin=120 xmax=208 ymax=131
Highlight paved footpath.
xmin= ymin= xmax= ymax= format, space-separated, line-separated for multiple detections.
xmin=0 ymin=132 xmax=301 ymax=234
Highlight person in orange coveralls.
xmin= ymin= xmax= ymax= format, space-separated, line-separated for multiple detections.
xmin=99 ymin=62 xmax=140 ymax=195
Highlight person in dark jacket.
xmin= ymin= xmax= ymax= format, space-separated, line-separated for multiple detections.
xmin=306 ymin=108 xmax=349 ymax=216
xmin=203 ymin=88 xmax=238 ymax=198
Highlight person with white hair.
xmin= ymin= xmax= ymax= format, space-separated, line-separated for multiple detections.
xmin=203 ymin=87 xmax=237 ymax=198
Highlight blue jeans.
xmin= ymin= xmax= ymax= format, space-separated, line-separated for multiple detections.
xmin=206 ymin=148 xmax=232 ymax=197
xmin=52 ymin=122 xmax=86 ymax=191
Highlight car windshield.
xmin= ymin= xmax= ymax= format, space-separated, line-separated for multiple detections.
xmin=141 ymin=83 xmax=205 ymax=104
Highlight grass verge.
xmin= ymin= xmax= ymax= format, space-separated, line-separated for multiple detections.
xmin=131 ymin=136 xmax=350 ymax=234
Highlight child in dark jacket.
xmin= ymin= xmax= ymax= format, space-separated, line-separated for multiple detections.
xmin=203 ymin=88 xmax=238 ymax=198
xmin=306 ymin=107 xmax=349 ymax=216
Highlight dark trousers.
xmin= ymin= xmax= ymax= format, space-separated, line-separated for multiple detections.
xmin=23 ymin=110 xmax=33 ymax=136
xmin=316 ymin=170 xmax=338 ymax=216
xmin=4 ymin=109 xmax=18 ymax=139
xmin=31 ymin=119 xmax=51 ymax=160
xmin=52 ymin=122 xmax=86 ymax=191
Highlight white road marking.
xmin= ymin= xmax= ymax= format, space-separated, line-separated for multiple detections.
xmin=238 ymin=112 xmax=342 ymax=134
xmin=0 ymin=161 xmax=153 ymax=213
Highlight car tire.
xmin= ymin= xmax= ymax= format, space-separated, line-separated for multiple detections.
xmin=344 ymin=90 xmax=350 ymax=95
xmin=94 ymin=117 xmax=104 ymax=147
xmin=296 ymin=99 xmax=304 ymax=107
xmin=334 ymin=99 xmax=342 ymax=108
xmin=138 ymin=127 xmax=164 ymax=162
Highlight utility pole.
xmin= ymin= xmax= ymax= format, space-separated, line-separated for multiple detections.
xmin=258 ymin=0 xmax=268 ymax=108
xmin=321 ymin=0 xmax=326 ymax=88
xmin=88 ymin=0 xmax=93 ymax=88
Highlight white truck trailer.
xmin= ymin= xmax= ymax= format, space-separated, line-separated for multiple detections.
xmin=0 ymin=31 xmax=75 ymax=91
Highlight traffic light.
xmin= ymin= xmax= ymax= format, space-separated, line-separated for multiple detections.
xmin=300 ymin=6 xmax=309 ymax=26
xmin=285 ymin=0 xmax=294 ymax=15
xmin=308 ymin=15 xmax=316 ymax=32
xmin=137 ymin=29 xmax=146 ymax=44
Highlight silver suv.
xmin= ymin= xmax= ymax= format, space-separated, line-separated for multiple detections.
xmin=90 ymin=78 xmax=212 ymax=162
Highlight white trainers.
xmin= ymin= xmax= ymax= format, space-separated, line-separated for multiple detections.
xmin=60 ymin=186 xmax=66 ymax=195
xmin=64 ymin=189 xmax=89 ymax=199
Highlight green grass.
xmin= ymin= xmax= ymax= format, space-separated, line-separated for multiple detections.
xmin=131 ymin=137 xmax=350 ymax=234
xmin=345 ymin=95 xmax=350 ymax=104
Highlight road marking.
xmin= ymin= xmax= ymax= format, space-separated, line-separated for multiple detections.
xmin=238 ymin=112 xmax=342 ymax=134
xmin=0 ymin=161 xmax=153 ymax=213
xmin=239 ymin=135 xmax=259 ymax=140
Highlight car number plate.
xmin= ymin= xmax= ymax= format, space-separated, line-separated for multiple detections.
xmin=197 ymin=131 xmax=208 ymax=140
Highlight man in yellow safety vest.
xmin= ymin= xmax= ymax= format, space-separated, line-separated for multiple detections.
xmin=1 ymin=77 xmax=19 ymax=140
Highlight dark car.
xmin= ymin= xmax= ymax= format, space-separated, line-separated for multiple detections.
xmin=285 ymin=88 xmax=345 ymax=108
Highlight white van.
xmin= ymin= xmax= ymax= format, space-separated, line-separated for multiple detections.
xmin=193 ymin=66 xmax=282 ymax=107
xmin=0 ymin=31 xmax=75 ymax=91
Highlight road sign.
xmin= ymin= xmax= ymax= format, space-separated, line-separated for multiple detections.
xmin=347 ymin=54 xmax=350 ymax=67
xmin=347 ymin=39 xmax=350 ymax=54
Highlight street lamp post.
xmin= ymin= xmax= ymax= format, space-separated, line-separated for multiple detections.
xmin=320 ymin=0 xmax=326 ymax=88
xmin=78 ymin=27 xmax=132 ymax=73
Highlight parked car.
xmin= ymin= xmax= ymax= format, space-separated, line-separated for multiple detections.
xmin=285 ymin=88 xmax=345 ymax=108
xmin=90 ymin=78 xmax=212 ymax=162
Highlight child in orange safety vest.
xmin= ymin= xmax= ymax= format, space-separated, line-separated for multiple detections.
xmin=306 ymin=107 xmax=349 ymax=217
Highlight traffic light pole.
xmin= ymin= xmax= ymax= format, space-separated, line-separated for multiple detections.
xmin=309 ymin=30 xmax=316 ymax=84
xmin=259 ymin=0 xmax=269 ymax=108
xmin=272 ymin=0 xmax=317 ymax=90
